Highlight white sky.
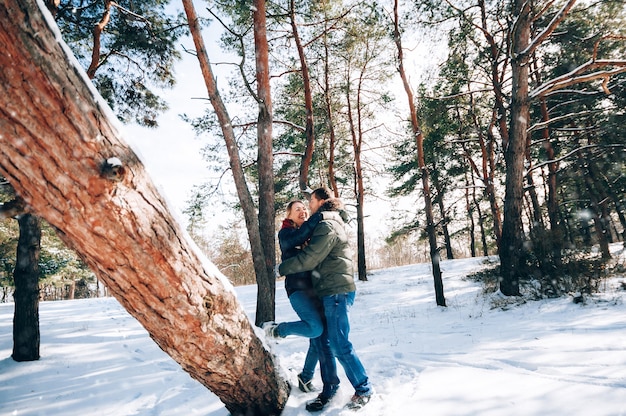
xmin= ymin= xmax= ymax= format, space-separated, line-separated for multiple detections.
xmin=122 ymin=38 xmax=213 ymax=224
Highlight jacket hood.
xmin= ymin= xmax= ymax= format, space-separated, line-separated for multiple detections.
xmin=318 ymin=197 xmax=344 ymax=212
xmin=318 ymin=198 xmax=350 ymax=224
xmin=281 ymin=218 xmax=296 ymax=230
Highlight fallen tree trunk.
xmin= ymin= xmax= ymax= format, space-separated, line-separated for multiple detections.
xmin=0 ymin=1 xmax=289 ymax=414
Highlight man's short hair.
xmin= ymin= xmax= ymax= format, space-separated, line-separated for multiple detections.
xmin=312 ymin=187 xmax=332 ymax=201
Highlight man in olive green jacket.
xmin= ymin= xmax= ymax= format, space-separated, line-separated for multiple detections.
xmin=278 ymin=187 xmax=373 ymax=412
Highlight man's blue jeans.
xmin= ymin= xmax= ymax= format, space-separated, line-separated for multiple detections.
xmin=322 ymin=291 xmax=372 ymax=396
xmin=309 ymin=322 xmax=340 ymax=398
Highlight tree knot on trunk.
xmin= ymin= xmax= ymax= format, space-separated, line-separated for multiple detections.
xmin=100 ymin=157 xmax=126 ymax=182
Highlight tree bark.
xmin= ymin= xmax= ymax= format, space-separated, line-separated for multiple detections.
xmin=322 ymin=28 xmax=339 ymax=195
xmin=289 ymin=0 xmax=315 ymax=194
xmin=252 ymin=0 xmax=278 ymax=327
xmin=345 ymin=74 xmax=367 ymax=282
xmin=464 ymin=173 xmax=477 ymax=257
xmin=0 ymin=1 xmax=288 ymax=414
xmin=499 ymin=0 xmax=531 ymax=296
xmin=434 ymin=174 xmax=453 ymax=260
xmin=12 ymin=213 xmax=41 ymax=362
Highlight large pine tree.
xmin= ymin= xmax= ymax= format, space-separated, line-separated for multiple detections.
xmin=0 ymin=0 xmax=288 ymax=413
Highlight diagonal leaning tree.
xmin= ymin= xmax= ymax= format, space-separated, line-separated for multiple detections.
xmin=0 ymin=1 xmax=289 ymax=414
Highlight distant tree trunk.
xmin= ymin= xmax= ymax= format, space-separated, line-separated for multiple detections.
xmin=394 ymin=0 xmax=445 ymax=306
xmin=183 ymin=0 xmax=277 ymax=327
xmin=477 ymin=0 xmax=510 ymax=152
xmin=579 ymin=153 xmax=611 ymax=259
xmin=0 ymin=194 xmax=43 ymax=362
xmin=484 ymin=125 xmax=503 ymax=248
xmin=353 ymin=164 xmax=367 ymax=281
xmin=12 ymin=213 xmax=40 ymax=362
xmin=470 ymin=172 xmax=489 ymax=257
xmin=465 ymin=88 xmax=502 ymax=248
xmin=475 ymin=0 xmax=507 ymax=249
xmin=538 ymin=96 xmax=564 ymax=270
xmin=345 ymin=78 xmax=368 ymax=282
xmin=253 ymin=0 xmax=278 ymax=325
xmin=464 ymin=172 xmax=476 ymax=257
xmin=322 ymin=21 xmax=339 ymax=195
xmin=524 ymin=160 xmax=543 ymax=227
xmin=434 ymin=175 xmax=453 ymax=260
xmin=594 ymin=169 xmax=626 ymax=245
xmin=587 ymin=155 xmax=622 ymax=247
xmin=289 ymin=0 xmax=315 ymax=194
xmin=0 ymin=1 xmax=288 ymax=413
xmin=68 ymin=280 xmax=76 ymax=300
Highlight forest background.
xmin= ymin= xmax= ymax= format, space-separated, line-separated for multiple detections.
xmin=1 ymin=0 xmax=625 ymax=302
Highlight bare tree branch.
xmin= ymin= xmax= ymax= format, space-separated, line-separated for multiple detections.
xmin=531 ymin=61 xmax=626 ymax=98
xmin=520 ymin=0 xmax=577 ymax=58
xmin=86 ymin=0 xmax=113 ymax=78
xmin=528 ymin=144 xmax=626 ymax=173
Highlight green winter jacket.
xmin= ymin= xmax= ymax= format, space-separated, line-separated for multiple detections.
xmin=278 ymin=200 xmax=355 ymax=297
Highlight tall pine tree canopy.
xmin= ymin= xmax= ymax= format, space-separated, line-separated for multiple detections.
xmin=53 ymin=0 xmax=186 ymax=127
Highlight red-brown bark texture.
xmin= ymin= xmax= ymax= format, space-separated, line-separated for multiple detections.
xmin=0 ymin=1 xmax=288 ymax=414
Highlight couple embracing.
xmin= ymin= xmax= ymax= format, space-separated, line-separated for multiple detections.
xmin=265 ymin=187 xmax=373 ymax=412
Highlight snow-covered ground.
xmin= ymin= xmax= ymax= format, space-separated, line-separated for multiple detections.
xmin=1 ymin=250 xmax=626 ymax=415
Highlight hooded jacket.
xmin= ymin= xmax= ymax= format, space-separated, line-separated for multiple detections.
xmin=278 ymin=198 xmax=355 ymax=297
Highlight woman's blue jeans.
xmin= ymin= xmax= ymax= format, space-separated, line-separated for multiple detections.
xmin=277 ymin=290 xmax=324 ymax=338
xmin=278 ymin=290 xmax=339 ymax=394
xmin=322 ymin=291 xmax=372 ymax=396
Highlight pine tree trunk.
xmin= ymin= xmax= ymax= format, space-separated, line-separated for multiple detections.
xmin=464 ymin=173 xmax=477 ymax=257
xmin=289 ymin=0 xmax=315 ymax=194
xmin=0 ymin=1 xmax=288 ymax=413
xmin=466 ymin=89 xmax=502 ymax=249
xmin=394 ymin=0 xmax=445 ymax=306
xmin=499 ymin=0 xmax=532 ymax=296
xmin=12 ymin=213 xmax=41 ymax=362
xmin=484 ymin=128 xmax=503 ymax=248
xmin=321 ymin=26 xmax=339 ymax=194
xmin=252 ymin=0 xmax=277 ymax=325
xmin=434 ymin=176 xmax=454 ymax=260
xmin=540 ymin=98 xmax=564 ymax=271
xmin=346 ymin=87 xmax=368 ymax=282
xmin=355 ymin=169 xmax=367 ymax=282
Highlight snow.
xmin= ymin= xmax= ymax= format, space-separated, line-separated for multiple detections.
xmin=2 ymin=250 xmax=626 ymax=416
